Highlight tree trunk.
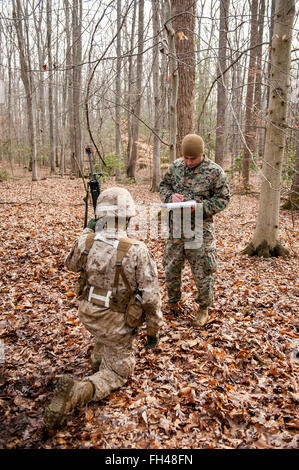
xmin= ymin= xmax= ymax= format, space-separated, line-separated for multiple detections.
xmin=115 ymin=0 xmax=122 ymax=180
xmin=197 ymin=0 xmax=217 ymax=136
xmin=242 ymin=0 xmax=258 ymax=189
xmin=7 ymin=31 xmax=13 ymax=167
xmin=127 ymin=0 xmax=144 ymax=179
xmin=159 ymin=1 xmax=169 ymax=137
xmin=72 ymin=0 xmax=83 ymax=173
xmin=259 ymin=0 xmax=275 ymax=159
xmin=266 ymin=0 xmax=276 ymax=111
xmin=64 ymin=0 xmax=73 ymax=173
xmin=171 ymin=0 xmax=196 ymax=158
xmin=61 ymin=66 xmax=67 ymax=176
xmin=0 ymin=27 xmax=3 ymax=163
xmin=27 ymin=95 xmax=38 ymax=181
xmin=54 ymin=7 xmax=60 ymax=169
xmin=254 ymin=0 xmax=266 ymax=157
xmin=163 ymin=0 xmax=178 ymax=163
xmin=151 ymin=0 xmax=161 ymax=191
xmin=12 ymin=0 xmax=38 ymax=181
xmin=47 ymin=0 xmax=55 ymax=173
xmin=126 ymin=0 xmax=137 ymax=170
xmin=33 ymin=2 xmax=47 ymax=166
xmin=243 ymin=0 xmax=295 ymax=258
xmin=215 ymin=0 xmax=230 ymax=167
xmin=282 ymin=136 xmax=299 ymax=210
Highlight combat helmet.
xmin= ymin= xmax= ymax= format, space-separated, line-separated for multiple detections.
xmin=95 ymin=187 xmax=137 ymax=219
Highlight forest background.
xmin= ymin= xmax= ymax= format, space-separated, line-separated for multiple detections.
xmin=0 ymin=0 xmax=298 ymax=450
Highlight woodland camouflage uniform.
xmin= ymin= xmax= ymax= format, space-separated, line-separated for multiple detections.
xmin=160 ymin=134 xmax=230 ymax=321
xmin=44 ymin=188 xmax=163 ymax=429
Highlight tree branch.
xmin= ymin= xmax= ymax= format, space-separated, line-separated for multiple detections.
xmin=85 ymin=0 xmax=135 ymax=167
xmin=197 ymin=42 xmax=269 ymax=131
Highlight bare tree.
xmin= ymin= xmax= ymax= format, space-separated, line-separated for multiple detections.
xmin=0 ymin=22 xmax=3 ymax=162
xmin=63 ymin=0 xmax=74 ymax=173
xmin=171 ymin=0 xmax=196 ymax=157
xmin=242 ymin=0 xmax=258 ymax=189
xmin=2 ymin=0 xmax=297 ymax=194
xmin=47 ymin=0 xmax=55 ymax=173
xmin=151 ymin=0 xmax=161 ymax=191
xmin=115 ymin=0 xmax=122 ymax=180
xmin=33 ymin=0 xmax=47 ymax=165
xmin=72 ymin=0 xmax=83 ymax=172
xmin=127 ymin=0 xmax=144 ymax=179
xmin=12 ymin=0 xmax=38 ymax=181
xmin=163 ymin=0 xmax=179 ymax=163
xmin=126 ymin=0 xmax=137 ymax=169
xmin=282 ymin=141 xmax=299 ymax=210
xmin=283 ymin=92 xmax=299 ymax=210
xmin=215 ymin=0 xmax=230 ymax=167
xmin=54 ymin=7 xmax=60 ymax=169
xmin=254 ymin=0 xmax=266 ymax=157
xmin=243 ymin=0 xmax=295 ymax=258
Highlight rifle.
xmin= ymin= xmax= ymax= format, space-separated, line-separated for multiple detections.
xmin=84 ymin=145 xmax=103 ymax=228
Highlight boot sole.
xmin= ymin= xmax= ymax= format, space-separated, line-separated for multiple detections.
xmin=44 ymin=375 xmax=74 ymax=430
xmin=192 ymin=316 xmax=209 ymax=327
xmin=192 ymin=321 xmax=207 ymax=327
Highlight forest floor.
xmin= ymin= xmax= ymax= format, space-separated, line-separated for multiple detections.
xmin=0 ymin=166 xmax=298 ymax=449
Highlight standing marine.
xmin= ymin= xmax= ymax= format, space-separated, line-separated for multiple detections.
xmin=159 ymin=134 xmax=230 ymax=326
xmin=44 ymin=187 xmax=163 ymax=430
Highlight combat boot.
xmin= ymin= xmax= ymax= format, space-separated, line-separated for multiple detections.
xmin=44 ymin=375 xmax=94 ymax=430
xmin=167 ymin=301 xmax=184 ymax=316
xmin=192 ymin=307 xmax=209 ymax=327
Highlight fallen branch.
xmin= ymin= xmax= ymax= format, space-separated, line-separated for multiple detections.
xmin=240 ymin=220 xmax=256 ymax=225
xmin=0 ymin=200 xmax=84 ymax=206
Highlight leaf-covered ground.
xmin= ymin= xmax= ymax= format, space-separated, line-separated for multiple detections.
xmin=0 ymin=174 xmax=298 ymax=449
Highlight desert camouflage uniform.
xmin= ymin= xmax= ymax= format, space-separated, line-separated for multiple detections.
xmin=159 ymin=155 xmax=230 ymax=307
xmin=65 ymin=226 xmax=162 ymax=401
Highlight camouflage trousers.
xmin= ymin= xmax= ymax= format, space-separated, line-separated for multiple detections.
xmin=163 ymin=239 xmax=218 ymax=307
xmin=78 ymin=299 xmax=136 ymax=402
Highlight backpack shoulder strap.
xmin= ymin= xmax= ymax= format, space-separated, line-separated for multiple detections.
xmin=75 ymin=233 xmax=96 ymax=300
xmin=113 ymin=237 xmax=140 ymax=296
xmin=116 ymin=237 xmax=139 ymax=262
xmin=82 ymin=233 xmax=96 ymax=266
xmin=85 ymin=233 xmax=96 ymax=251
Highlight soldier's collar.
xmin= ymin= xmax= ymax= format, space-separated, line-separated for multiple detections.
xmin=184 ymin=155 xmax=206 ymax=172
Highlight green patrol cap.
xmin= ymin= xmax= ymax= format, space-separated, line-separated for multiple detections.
xmin=182 ymin=134 xmax=204 ymax=157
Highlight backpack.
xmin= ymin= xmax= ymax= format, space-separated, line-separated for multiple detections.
xmin=76 ymin=234 xmax=144 ymax=328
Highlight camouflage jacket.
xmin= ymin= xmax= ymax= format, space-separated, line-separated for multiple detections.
xmin=65 ymin=227 xmax=163 ymax=338
xmin=159 ymin=156 xmax=230 ymax=248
